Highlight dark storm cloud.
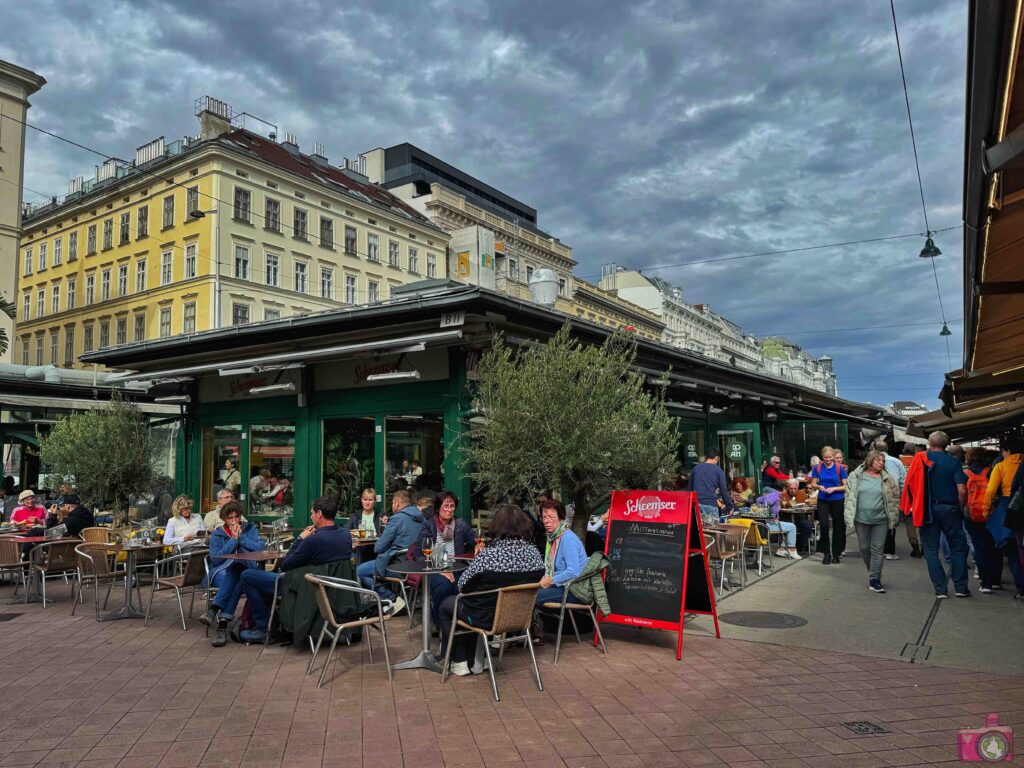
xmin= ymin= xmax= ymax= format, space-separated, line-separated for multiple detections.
xmin=2 ymin=0 xmax=965 ymax=406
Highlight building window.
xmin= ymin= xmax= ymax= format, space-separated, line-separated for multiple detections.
xmin=99 ymin=321 xmax=110 ymax=349
xmin=83 ymin=325 xmax=94 ymax=353
xmin=50 ymin=331 xmax=58 ymax=364
xmin=345 ymin=275 xmax=356 ymax=304
xmin=51 ymin=284 xmax=60 ymax=313
xmin=38 ymin=243 xmax=47 ymax=270
xmin=183 ymin=302 xmax=196 ymax=334
xmin=408 ymin=247 xmax=419 ymax=273
xmin=68 ymin=232 xmax=78 ymax=261
xmin=118 ymin=264 xmax=128 ymax=296
xmin=184 ymin=243 xmax=197 ymax=279
xmin=135 ymin=259 xmax=147 ymax=292
xmin=67 ymin=277 xmax=76 ymax=309
xmin=320 ymin=216 xmax=333 ymax=248
xmin=232 ymin=303 xmax=250 ymax=325
xmin=116 ymin=317 xmax=127 ymax=345
xmin=102 ymin=219 xmax=113 ymax=250
xmin=233 ymin=187 xmax=250 ymax=222
xmin=186 ymin=186 xmax=199 ymax=217
xmin=64 ymin=327 xmax=75 ymax=366
xmin=35 ymin=335 xmax=43 ymax=366
xmin=162 ymin=195 xmax=175 ymax=228
xmin=119 ymin=212 xmax=131 ymax=244
xmin=161 ymin=250 xmax=173 ymax=285
xmin=137 ymin=205 xmax=148 ymax=238
xmin=388 ymin=240 xmax=400 ymax=267
xmin=294 ymin=261 xmax=308 ymax=293
xmin=344 ymin=225 xmax=357 ymax=255
xmin=294 ymin=208 xmax=308 ymax=240
xmin=53 ymin=237 xmax=62 ymax=266
xmin=427 ymin=253 xmax=437 ymax=279
xmin=320 ymin=267 xmax=333 ymax=299
xmin=22 ymin=293 xmax=30 ymax=321
xmin=264 ymin=308 xmax=281 ymax=321
xmin=367 ymin=233 xmax=379 ymax=261
xmin=367 ymin=280 xmax=380 ymax=304
xmin=36 ymin=288 xmax=45 ymax=317
xmin=101 ymin=269 xmax=111 ymax=301
xmin=134 ymin=314 xmax=145 ymax=341
xmin=265 ymin=198 xmax=280 ymax=232
xmin=159 ymin=307 xmax=171 ymax=338
xmin=85 ymin=274 xmax=95 ymax=305
xmin=265 ymin=253 xmax=279 ymax=287
xmin=234 ymin=244 xmax=249 ymax=279
xmin=23 ymin=247 xmax=31 ymax=275
xmin=558 ymin=278 xmax=566 ymax=296
xmin=526 ymin=265 xmax=534 ymax=283
xmin=87 ymin=224 xmax=97 ymax=255
xmin=509 ymin=259 xmax=519 ymax=281
xmin=21 ymin=338 xmax=29 ymax=365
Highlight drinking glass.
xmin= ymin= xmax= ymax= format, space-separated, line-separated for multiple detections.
xmin=422 ymin=536 xmax=433 ymax=559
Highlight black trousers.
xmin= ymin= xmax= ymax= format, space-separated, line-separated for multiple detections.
xmin=817 ymin=499 xmax=846 ymax=559
xmin=438 ymin=595 xmax=476 ymax=664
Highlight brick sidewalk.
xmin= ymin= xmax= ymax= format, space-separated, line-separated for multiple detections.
xmin=0 ymin=583 xmax=1021 ymax=767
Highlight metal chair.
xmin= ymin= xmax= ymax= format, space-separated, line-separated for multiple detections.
xmin=145 ymin=549 xmax=209 ymax=630
xmin=0 ymin=537 xmax=27 ymax=596
xmin=73 ymin=543 xmax=122 ymax=619
xmin=441 ymin=583 xmax=543 ymax=702
xmin=29 ymin=540 xmax=80 ymax=607
xmin=80 ymin=527 xmax=119 ymax=544
xmin=539 ymin=572 xmax=608 ymax=665
xmin=202 ymin=555 xmax=220 ymax=637
xmin=304 ymin=573 xmax=393 ymax=688
xmin=381 ymin=549 xmax=419 ymax=628
xmin=708 ymin=524 xmax=747 ymax=593
xmin=742 ymin=520 xmax=774 ymax=575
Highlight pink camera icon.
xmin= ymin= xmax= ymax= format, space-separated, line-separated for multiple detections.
xmin=958 ymin=713 xmax=1013 ymax=762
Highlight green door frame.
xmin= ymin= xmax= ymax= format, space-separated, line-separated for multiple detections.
xmin=710 ymin=421 xmax=763 ymax=492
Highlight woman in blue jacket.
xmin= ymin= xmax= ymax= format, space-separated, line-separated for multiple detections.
xmin=416 ymin=490 xmax=476 ymax=626
xmin=201 ymin=500 xmax=266 ymax=647
xmin=535 ymin=500 xmax=587 ymax=608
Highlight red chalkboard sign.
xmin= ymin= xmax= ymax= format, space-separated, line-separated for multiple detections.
xmin=600 ymin=490 xmax=720 ymax=659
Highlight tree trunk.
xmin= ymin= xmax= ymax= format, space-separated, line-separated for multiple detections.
xmin=570 ymin=487 xmax=591 ymax=538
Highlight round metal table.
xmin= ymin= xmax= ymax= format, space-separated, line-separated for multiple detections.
xmin=385 ymin=559 xmax=468 ymax=673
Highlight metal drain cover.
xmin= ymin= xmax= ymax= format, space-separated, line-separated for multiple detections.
xmin=842 ymin=721 xmax=890 ymax=735
xmin=718 ymin=611 xmax=807 ymax=629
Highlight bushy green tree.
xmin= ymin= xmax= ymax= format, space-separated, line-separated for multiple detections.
xmin=38 ymin=393 xmax=154 ymax=524
xmin=0 ymin=291 xmax=14 ymax=355
xmin=467 ymin=323 xmax=679 ymax=536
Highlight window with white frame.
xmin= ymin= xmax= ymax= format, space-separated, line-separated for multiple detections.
xmin=85 ymin=274 xmax=95 ymax=305
xmin=232 ymin=303 xmax=250 ymax=325
xmin=119 ymin=212 xmax=131 ymax=244
xmin=344 ymin=275 xmax=356 ymax=304
xmin=134 ymin=314 xmax=145 ymax=341
xmin=68 ymin=232 xmax=78 ymax=261
xmin=51 ymin=284 xmax=59 ymax=313
xmin=101 ymin=269 xmax=111 ymax=301
xmin=102 ymin=219 xmax=113 ymax=250
xmin=234 ymin=187 xmax=251 ymax=222
xmin=64 ymin=327 xmax=74 ymax=366
xmin=265 ymin=198 xmax=280 ymax=231
xmin=184 ymin=243 xmax=197 ymax=279
xmin=67 ymin=277 xmax=76 ymax=309
xmin=344 ymin=225 xmax=357 ymax=255
xmin=159 ymin=307 xmax=171 ymax=338
xmin=162 ymin=195 xmax=175 ymax=228
xmin=264 ymin=308 xmax=281 ymax=321
xmin=116 ymin=317 xmax=127 ymax=345
xmin=408 ymin=247 xmax=419 ymax=273
xmin=265 ymin=252 xmax=280 ymax=287
xmin=21 ymin=338 xmax=29 ymax=365
xmin=294 ymin=208 xmax=308 ymax=240
xmin=367 ymin=233 xmax=379 ymax=261
xmin=53 ymin=237 xmax=62 ymax=266
xmin=320 ymin=216 xmax=333 ymax=248
xmin=183 ymin=302 xmax=196 ymax=334
xmin=49 ymin=331 xmax=58 ymax=364
xmin=427 ymin=252 xmax=437 ymax=278
xmin=38 ymin=243 xmax=47 ymax=270
xmin=83 ymin=325 xmax=94 ymax=353
xmin=161 ymin=250 xmax=173 ymax=285
xmin=35 ymin=335 xmax=43 ymax=365
xmin=23 ymin=248 xmax=31 ymax=275
xmin=388 ymin=240 xmax=399 ymax=267
xmin=135 ymin=259 xmax=146 ymax=292
xmin=137 ymin=205 xmax=148 ymax=238
xmin=367 ymin=280 xmax=380 ymax=304
xmin=118 ymin=264 xmax=128 ymax=295
xmin=294 ymin=261 xmax=308 ymax=293
xmin=22 ymin=293 xmax=30 ymax=321
xmin=36 ymin=288 xmax=45 ymax=317
xmin=509 ymin=258 xmax=519 ymax=280
xmin=99 ymin=321 xmax=109 ymax=349
xmin=234 ymin=244 xmax=249 ymax=279
xmin=186 ymin=186 xmax=199 ymax=217
xmin=87 ymin=224 xmax=97 ymax=255
xmin=320 ymin=267 xmax=333 ymax=299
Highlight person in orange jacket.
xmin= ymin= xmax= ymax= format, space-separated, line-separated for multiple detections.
xmin=982 ymin=438 xmax=1024 ymax=599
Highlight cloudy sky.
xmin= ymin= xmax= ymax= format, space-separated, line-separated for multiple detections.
xmin=4 ymin=0 xmax=965 ymax=407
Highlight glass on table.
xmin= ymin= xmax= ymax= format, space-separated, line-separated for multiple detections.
xmin=421 ymin=536 xmax=433 ymax=559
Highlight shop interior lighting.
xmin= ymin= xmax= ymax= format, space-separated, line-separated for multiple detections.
xmin=218 ymin=362 xmax=304 ymax=377
xmin=247 ymin=382 xmax=296 ymax=395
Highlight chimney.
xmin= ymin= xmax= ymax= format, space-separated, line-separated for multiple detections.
xmin=195 ymin=96 xmax=233 ymax=140
xmin=282 ymin=132 xmax=300 ymax=156
xmin=310 ymin=141 xmax=328 ymax=166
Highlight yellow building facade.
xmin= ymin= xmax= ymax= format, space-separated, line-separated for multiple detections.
xmin=569 ymin=279 xmax=665 ymax=341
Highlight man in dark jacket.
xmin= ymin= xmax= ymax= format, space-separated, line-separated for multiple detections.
xmin=356 ymin=489 xmax=423 ymax=612
xmin=46 ymin=495 xmax=94 ymax=537
xmin=238 ymin=495 xmax=352 ymax=643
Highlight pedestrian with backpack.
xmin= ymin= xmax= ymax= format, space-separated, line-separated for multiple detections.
xmin=983 ymin=437 xmax=1024 ymax=600
xmin=963 ymin=448 xmax=998 ymax=593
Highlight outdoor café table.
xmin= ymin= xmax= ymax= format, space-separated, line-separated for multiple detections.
xmin=385 ymin=559 xmax=468 ymax=674
xmin=7 ymin=536 xmax=80 ymax=604
xmin=98 ymin=542 xmax=166 ymax=621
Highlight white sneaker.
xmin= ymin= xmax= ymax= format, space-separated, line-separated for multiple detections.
xmin=450 ymin=661 xmax=471 ymax=677
xmin=390 ymin=596 xmax=406 ymax=616
xmin=884 ymin=554 xmax=900 ymax=561
xmin=788 ymin=551 xmax=802 ymax=560
xmin=775 ymin=547 xmax=790 ymax=557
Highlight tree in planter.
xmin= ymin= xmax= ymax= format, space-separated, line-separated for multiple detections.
xmin=467 ymin=322 xmax=680 ymax=537
xmin=38 ymin=393 xmax=154 ymax=525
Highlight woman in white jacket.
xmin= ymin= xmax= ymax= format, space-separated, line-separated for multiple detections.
xmin=163 ymin=495 xmax=206 ymax=546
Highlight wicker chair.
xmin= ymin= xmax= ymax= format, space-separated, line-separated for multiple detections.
xmin=145 ymin=549 xmax=209 ymax=630
xmin=441 ymin=582 xmax=543 ymax=701
xmin=29 ymin=540 xmax=81 ymax=607
xmin=0 ymin=537 xmax=27 ymax=596
xmin=80 ymin=527 xmax=119 ymax=544
xmin=538 ymin=572 xmax=608 ymax=665
xmin=73 ymin=543 xmax=122 ymax=619
xmin=304 ymin=573 xmax=393 ymax=689
xmin=708 ymin=524 xmax=747 ymax=593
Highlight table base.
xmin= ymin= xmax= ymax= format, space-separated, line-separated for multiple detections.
xmin=98 ymin=604 xmax=146 ymax=622
xmin=391 ymin=649 xmax=444 ymax=674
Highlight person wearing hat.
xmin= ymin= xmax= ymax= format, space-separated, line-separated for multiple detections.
xmin=9 ymin=490 xmax=47 ymax=527
xmin=45 ymin=494 xmax=94 ymax=538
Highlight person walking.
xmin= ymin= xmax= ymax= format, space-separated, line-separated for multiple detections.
xmin=688 ymin=448 xmax=733 ymax=523
xmin=982 ymin=438 xmax=1024 ymax=599
xmin=874 ymin=439 xmax=920 ymax=560
xmin=963 ymin=448 xmax=998 ymax=594
xmin=902 ymin=431 xmax=970 ymax=599
xmin=845 ymin=451 xmax=901 ymax=593
xmin=808 ymin=446 xmax=848 ymax=565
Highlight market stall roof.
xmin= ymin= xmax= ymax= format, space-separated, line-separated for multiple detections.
xmin=908 ymin=390 xmax=1024 ymax=441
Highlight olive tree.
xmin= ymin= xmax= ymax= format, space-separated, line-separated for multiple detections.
xmin=38 ymin=393 xmax=155 ymax=525
xmin=467 ymin=323 xmax=679 ymax=536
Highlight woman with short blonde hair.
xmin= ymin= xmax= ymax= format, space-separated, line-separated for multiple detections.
xmin=163 ymin=494 xmax=205 ymax=546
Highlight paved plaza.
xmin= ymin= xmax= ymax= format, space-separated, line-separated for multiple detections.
xmin=0 ymin=567 xmax=1021 ymax=768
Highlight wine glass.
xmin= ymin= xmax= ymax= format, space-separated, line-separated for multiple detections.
xmin=421 ymin=535 xmax=433 ymax=561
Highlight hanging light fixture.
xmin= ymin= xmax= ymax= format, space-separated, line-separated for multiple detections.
xmin=939 ymin=322 xmax=952 ymax=337
xmin=919 ymin=235 xmax=942 ymax=258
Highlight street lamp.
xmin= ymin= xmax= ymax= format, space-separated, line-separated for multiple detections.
xmin=939 ymin=322 xmax=952 ymax=337
xmin=919 ymin=235 xmax=942 ymax=258
xmin=189 ymin=209 xmax=221 ymax=328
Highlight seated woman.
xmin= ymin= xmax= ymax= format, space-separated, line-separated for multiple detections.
xmin=202 ymin=501 xmax=266 ymax=647
xmin=535 ymin=500 xmax=587 ymax=608
xmin=438 ymin=505 xmax=545 ymax=677
xmin=730 ymin=478 xmax=753 ymax=508
xmin=417 ymin=490 xmax=475 ymax=627
xmin=348 ymin=487 xmax=384 ymax=535
xmin=162 ymin=494 xmax=205 ymax=546
xmin=755 ymin=488 xmax=802 ymax=560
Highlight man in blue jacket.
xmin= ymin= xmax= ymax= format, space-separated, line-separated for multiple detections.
xmin=356 ymin=489 xmax=422 ymax=613
xmin=238 ymin=496 xmax=352 ymax=643
xmin=689 ymin=448 xmax=733 ymax=521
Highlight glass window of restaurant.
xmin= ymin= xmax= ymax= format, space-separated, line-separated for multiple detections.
xmin=248 ymin=423 xmax=296 ymax=517
xmin=384 ymin=415 xmax=445 ymax=507
xmin=200 ymin=425 xmax=243 ymax=514
xmin=322 ymin=416 xmax=376 ymax=521
xmin=772 ymin=420 xmax=848 ymax=477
